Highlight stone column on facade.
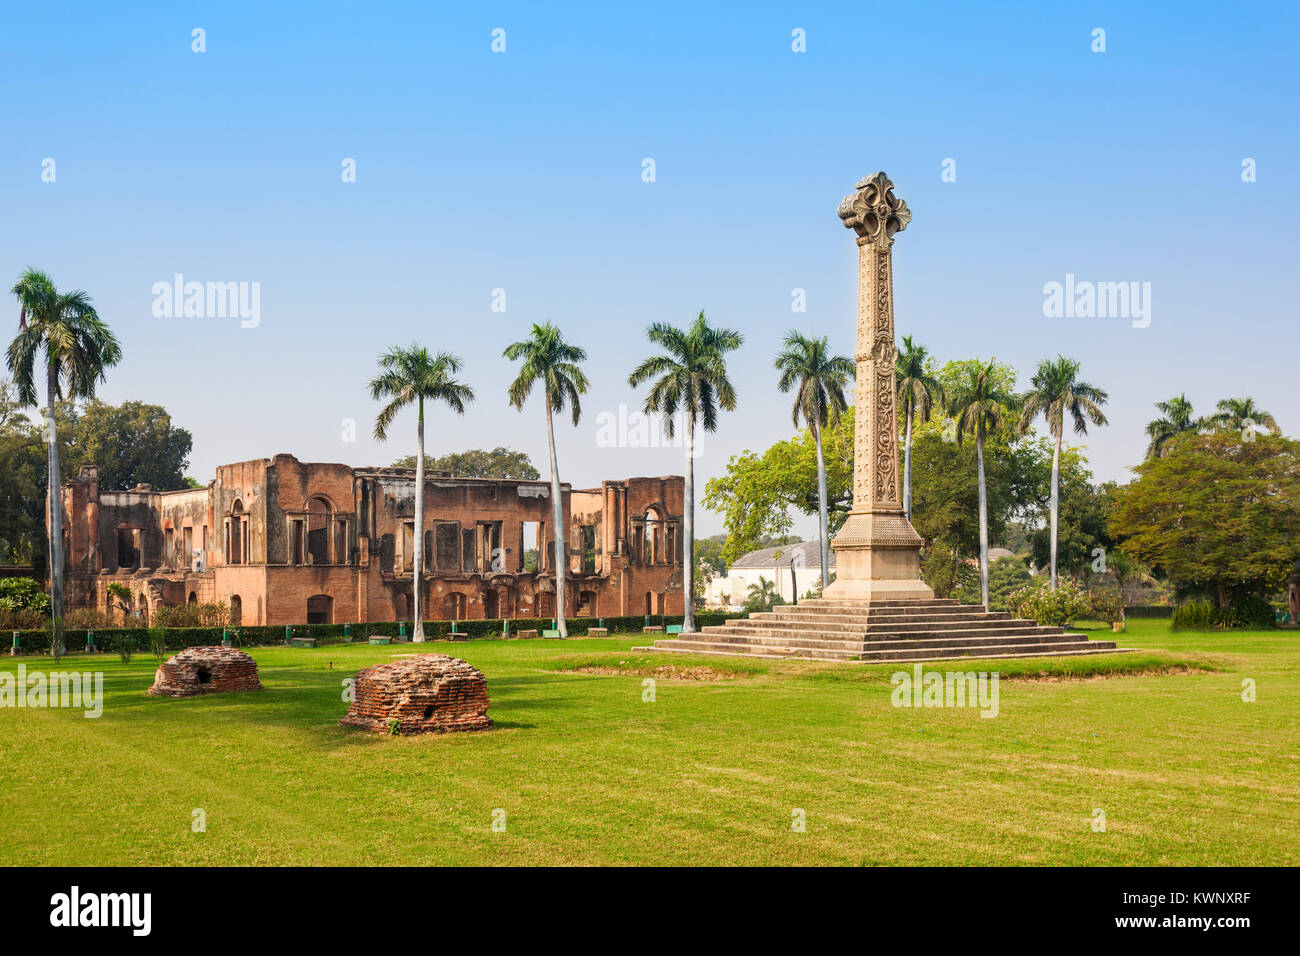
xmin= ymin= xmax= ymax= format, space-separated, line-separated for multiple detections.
xmin=823 ymin=172 xmax=934 ymax=602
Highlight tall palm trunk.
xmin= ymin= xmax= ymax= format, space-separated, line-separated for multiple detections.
xmin=412 ymin=398 xmax=425 ymax=641
xmin=545 ymin=402 xmax=568 ymax=638
xmin=683 ymin=415 xmax=695 ymax=633
xmin=811 ymin=417 xmax=830 ymax=588
xmin=903 ymin=396 xmax=914 ymax=520
xmin=976 ymin=424 xmax=989 ymax=609
xmin=45 ymin=360 xmax=65 ymax=656
xmin=1049 ymin=427 xmax=1061 ymax=590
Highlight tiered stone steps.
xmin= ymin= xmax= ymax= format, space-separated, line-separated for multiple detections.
xmin=640 ymin=598 xmax=1128 ymax=663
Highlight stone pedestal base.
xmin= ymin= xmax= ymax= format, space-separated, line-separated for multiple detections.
xmin=823 ymin=511 xmax=934 ymax=602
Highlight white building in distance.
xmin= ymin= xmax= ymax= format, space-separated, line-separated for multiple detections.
xmin=702 ymin=540 xmax=833 ymax=609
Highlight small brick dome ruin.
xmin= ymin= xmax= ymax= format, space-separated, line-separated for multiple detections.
xmin=147 ymin=646 xmax=264 ymax=698
xmin=339 ymin=654 xmax=491 ymax=735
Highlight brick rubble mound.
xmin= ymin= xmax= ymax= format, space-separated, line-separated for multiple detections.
xmin=147 ymin=646 xmax=264 ymax=697
xmin=339 ymin=653 xmax=491 ymax=734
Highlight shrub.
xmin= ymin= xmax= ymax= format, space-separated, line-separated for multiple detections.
xmin=922 ymin=545 xmax=979 ymax=600
xmin=0 ymin=578 xmax=50 ymax=615
xmin=149 ymin=627 xmax=168 ymax=661
xmin=0 ymin=578 xmax=50 ymax=628
xmin=118 ymin=633 xmax=134 ymax=664
xmin=66 ymin=608 xmax=110 ymax=630
xmin=1088 ymin=588 xmax=1125 ymax=625
xmin=1172 ymin=597 xmax=1275 ymax=630
xmin=152 ymin=602 xmax=230 ymax=628
xmin=0 ymin=598 xmax=46 ymax=630
xmin=1006 ymin=580 xmax=1089 ymax=627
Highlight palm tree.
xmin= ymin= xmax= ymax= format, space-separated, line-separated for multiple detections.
xmin=896 ymin=335 xmax=944 ymax=521
xmin=1018 ymin=356 xmax=1108 ymax=590
xmin=1144 ymin=394 xmax=1200 ymax=458
xmin=504 ymin=322 xmax=589 ymax=639
xmin=369 ymin=345 xmax=474 ymax=642
xmin=946 ymin=360 xmax=1018 ymax=609
xmin=8 ymin=269 xmax=122 ymax=654
xmin=744 ymin=576 xmax=781 ymax=613
xmin=1105 ymin=547 xmax=1153 ymax=607
xmin=1208 ymin=396 xmax=1281 ymax=438
xmin=774 ymin=330 xmax=854 ymax=589
xmin=628 ymin=311 xmax=742 ymax=634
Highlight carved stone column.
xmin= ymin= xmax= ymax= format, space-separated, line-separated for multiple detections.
xmin=824 ymin=172 xmax=933 ymax=602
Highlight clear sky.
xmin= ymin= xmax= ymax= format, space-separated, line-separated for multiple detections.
xmin=3 ymin=1 xmax=1296 ymax=537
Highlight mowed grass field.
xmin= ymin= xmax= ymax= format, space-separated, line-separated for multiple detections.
xmin=1 ymin=620 xmax=1296 ymax=866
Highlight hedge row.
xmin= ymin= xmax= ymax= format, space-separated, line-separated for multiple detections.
xmin=1122 ymin=605 xmax=1173 ymax=619
xmin=6 ymin=612 xmax=745 ymax=655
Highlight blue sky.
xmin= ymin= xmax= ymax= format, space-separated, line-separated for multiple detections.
xmin=3 ymin=1 xmax=1296 ymax=536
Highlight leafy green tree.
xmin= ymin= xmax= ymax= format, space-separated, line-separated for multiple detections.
xmin=392 ymin=446 xmax=539 ymax=480
xmin=1002 ymin=521 xmax=1031 ymax=556
xmin=947 ymin=359 xmax=1019 ymax=607
xmin=1110 ymin=433 xmax=1300 ymax=607
xmin=1144 ymin=394 xmax=1202 ymax=459
xmin=774 ymin=330 xmax=853 ymax=589
xmin=504 ymin=322 xmax=589 ymax=639
xmin=0 ymin=380 xmax=53 ymax=565
xmin=895 ymin=335 xmax=944 ymax=521
xmin=955 ymin=555 xmax=1031 ymax=611
xmin=908 ymin=414 xmax=1038 ymax=595
xmin=703 ymin=408 xmax=853 ymax=563
xmin=693 ymin=533 xmax=730 ymax=577
xmin=921 ymin=543 xmax=978 ymax=600
xmin=629 ymin=311 xmax=742 ymax=633
xmin=8 ymin=269 xmax=122 ymax=653
xmin=1207 ymin=396 xmax=1282 ymax=438
xmin=1026 ymin=471 xmax=1114 ymax=583
xmin=1018 ymin=355 xmax=1108 ymax=589
xmin=64 ymin=399 xmax=193 ymax=491
xmin=369 ymin=345 xmax=474 ymax=641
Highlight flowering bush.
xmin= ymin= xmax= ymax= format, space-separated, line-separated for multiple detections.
xmin=1087 ymin=588 xmax=1125 ymax=625
xmin=1005 ymin=579 xmax=1089 ymax=627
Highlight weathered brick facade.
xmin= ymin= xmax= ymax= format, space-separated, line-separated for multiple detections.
xmin=57 ymin=455 xmax=685 ymax=626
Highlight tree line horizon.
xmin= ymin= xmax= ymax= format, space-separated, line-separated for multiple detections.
xmin=6 ymin=268 xmax=1296 ymax=649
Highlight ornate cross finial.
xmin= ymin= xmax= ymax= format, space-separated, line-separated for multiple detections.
xmin=838 ymin=171 xmax=911 ymax=243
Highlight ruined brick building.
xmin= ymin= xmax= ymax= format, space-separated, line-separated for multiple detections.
xmin=57 ymin=454 xmax=685 ymax=626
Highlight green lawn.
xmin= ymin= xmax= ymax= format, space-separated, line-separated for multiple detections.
xmin=1 ymin=620 xmax=1296 ymax=866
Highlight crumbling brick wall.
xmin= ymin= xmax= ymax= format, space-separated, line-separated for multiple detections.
xmin=339 ymin=653 xmax=491 ymax=734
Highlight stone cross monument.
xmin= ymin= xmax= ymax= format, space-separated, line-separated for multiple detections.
xmin=823 ymin=172 xmax=934 ymax=602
